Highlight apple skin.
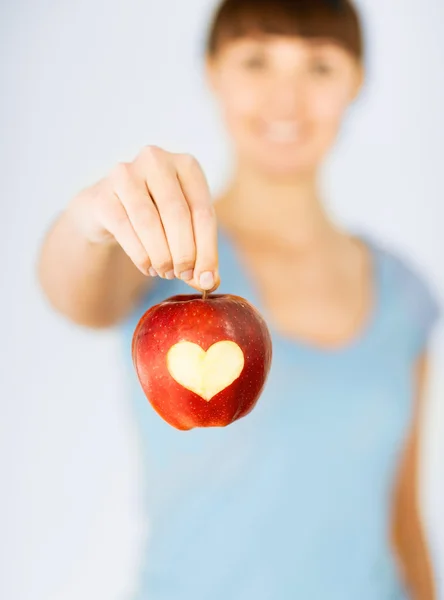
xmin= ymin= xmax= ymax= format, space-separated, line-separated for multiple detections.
xmin=132 ymin=294 xmax=272 ymax=430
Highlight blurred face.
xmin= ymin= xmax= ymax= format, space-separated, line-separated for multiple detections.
xmin=206 ymin=35 xmax=363 ymax=177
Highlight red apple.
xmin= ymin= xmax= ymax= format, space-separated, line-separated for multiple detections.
xmin=132 ymin=294 xmax=272 ymax=430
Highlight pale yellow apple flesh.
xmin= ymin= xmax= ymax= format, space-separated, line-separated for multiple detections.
xmin=166 ymin=341 xmax=245 ymax=401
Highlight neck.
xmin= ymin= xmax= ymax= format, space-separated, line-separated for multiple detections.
xmin=216 ymin=160 xmax=338 ymax=249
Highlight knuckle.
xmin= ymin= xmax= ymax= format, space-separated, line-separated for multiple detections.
xmin=111 ymin=209 xmax=130 ymax=233
xmin=99 ymin=195 xmax=127 ymax=228
xmin=197 ymin=260 xmax=217 ymax=273
xmin=135 ymin=254 xmax=151 ymax=272
xmin=174 ymin=253 xmax=195 ymax=268
xmin=110 ymin=162 xmax=132 ymax=187
xmin=152 ymin=259 xmax=173 ymax=273
xmin=174 ymin=261 xmax=195 ymax=274
xmin=139 ymin=144 xmax=167 ymax=164
xmin=193 ymin=204 xmax=215 ymax=222
xmin=177 ymin=152 xmax=200 ymax=171
xmin=162 ymin=199 xmax=189 ymax=219
xmin=135 ymin=209 xmax=158 ymax=232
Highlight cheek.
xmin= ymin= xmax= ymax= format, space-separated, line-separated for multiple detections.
xmin=305 ymin=86 xmax=352 ymax=156
xmin=218 ymin=79 xmax=262 ymax=130
xmin=311 ymin=88 xmax=350 ymax=123
xmin=309 ymin=81 xmax=354 ymax=127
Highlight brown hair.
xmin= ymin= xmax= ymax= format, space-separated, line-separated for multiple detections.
xmin=205 ymin=0 xmax=364 ymax=60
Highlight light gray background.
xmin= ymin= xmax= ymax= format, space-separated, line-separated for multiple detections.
xmin=1 ymin=1 xmax=443 ymax=598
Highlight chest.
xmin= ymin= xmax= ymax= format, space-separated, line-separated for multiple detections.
xmin=225 ymin=242 xmax=371 ymax=346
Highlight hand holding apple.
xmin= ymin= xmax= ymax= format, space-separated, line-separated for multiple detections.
xmin=132 ymin=294 xmax=272 ymax=430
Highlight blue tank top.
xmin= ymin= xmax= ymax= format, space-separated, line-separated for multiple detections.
xmin=119 ymin=228 xmax=440 ymax=600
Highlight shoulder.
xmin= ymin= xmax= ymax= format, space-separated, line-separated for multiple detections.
xmin=368 ymin=234 xmax=441 ymax=356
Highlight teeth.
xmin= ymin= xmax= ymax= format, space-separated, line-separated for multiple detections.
xmin=263 ymin=121 xmax=300 ymax=143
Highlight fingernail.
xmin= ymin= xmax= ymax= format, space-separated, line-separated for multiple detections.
xmin=199 ymin=271 xmax=214 ymax=290
xmin=165 ymin=269 xmax=175 ymax=280
xmin=148 ymin=267 xmax=158 ymax=277
xmin=179 ymin=269 xmax=194 ymax=281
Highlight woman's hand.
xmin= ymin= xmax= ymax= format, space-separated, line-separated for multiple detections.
xmin=68 ymin=145 xmax=219 ymax=292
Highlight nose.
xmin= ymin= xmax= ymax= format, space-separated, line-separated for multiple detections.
xmin=266 ymin=72 xmax=307 ymax=117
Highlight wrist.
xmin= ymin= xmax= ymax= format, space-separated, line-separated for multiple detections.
xmin=65 ymin=193 xmax=118 ymax=248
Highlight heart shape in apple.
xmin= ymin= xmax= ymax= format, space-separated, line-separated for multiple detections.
xmin=132 ymin=293 xmax=272 ymax=430
xmin=167 ymin=340 xmax=245 ymax=401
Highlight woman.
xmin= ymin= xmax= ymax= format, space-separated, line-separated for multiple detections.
xmin=38 ymin=0 xmax=440 ymax=598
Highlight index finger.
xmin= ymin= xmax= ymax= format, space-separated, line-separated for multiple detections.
xmin=174 ymin=154 xmax=219 ymax=292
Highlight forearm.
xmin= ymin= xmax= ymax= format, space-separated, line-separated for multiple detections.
xmin=393 ymin=484 xmax=436 ymax=600
xmin=38 ymin=205 xmax=148 ymax=328
xmin=392 ymin=355 xmax=436 ymax=600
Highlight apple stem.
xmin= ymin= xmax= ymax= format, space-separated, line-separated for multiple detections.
xmin=202 ymin=290 xmax=208 ymax=301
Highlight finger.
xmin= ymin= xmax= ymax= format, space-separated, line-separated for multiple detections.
xmin=134 ymin=146 xmax=196 ymax=281
xmin=110 ymin=161 xmax=174 ymax=278
xmin=99 ymin=192 xmax=152 ymax=276
xmin=175 ymin=153 xmax=219 ymax=291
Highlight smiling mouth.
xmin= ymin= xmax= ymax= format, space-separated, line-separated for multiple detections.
xmin=261 ymin=120 xmax=301 ymax=143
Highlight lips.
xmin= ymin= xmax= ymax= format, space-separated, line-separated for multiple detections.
xmin=261 ymin=120 xmax=300 ymax=143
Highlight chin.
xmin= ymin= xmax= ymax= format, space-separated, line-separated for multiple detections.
xmin=239 ymin=139 xmax=319 ymax=179
xmin=255 ymin=153 xmax=317 ymax=179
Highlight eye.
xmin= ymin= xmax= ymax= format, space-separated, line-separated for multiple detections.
xmin=309 ymin=59 xmax=334 ymax=76
xmin=242 ymin=54 xmax=267 ymax=70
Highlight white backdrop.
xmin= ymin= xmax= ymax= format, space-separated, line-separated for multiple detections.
xmin=1 ymin=1 xmax=443 ymax=598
